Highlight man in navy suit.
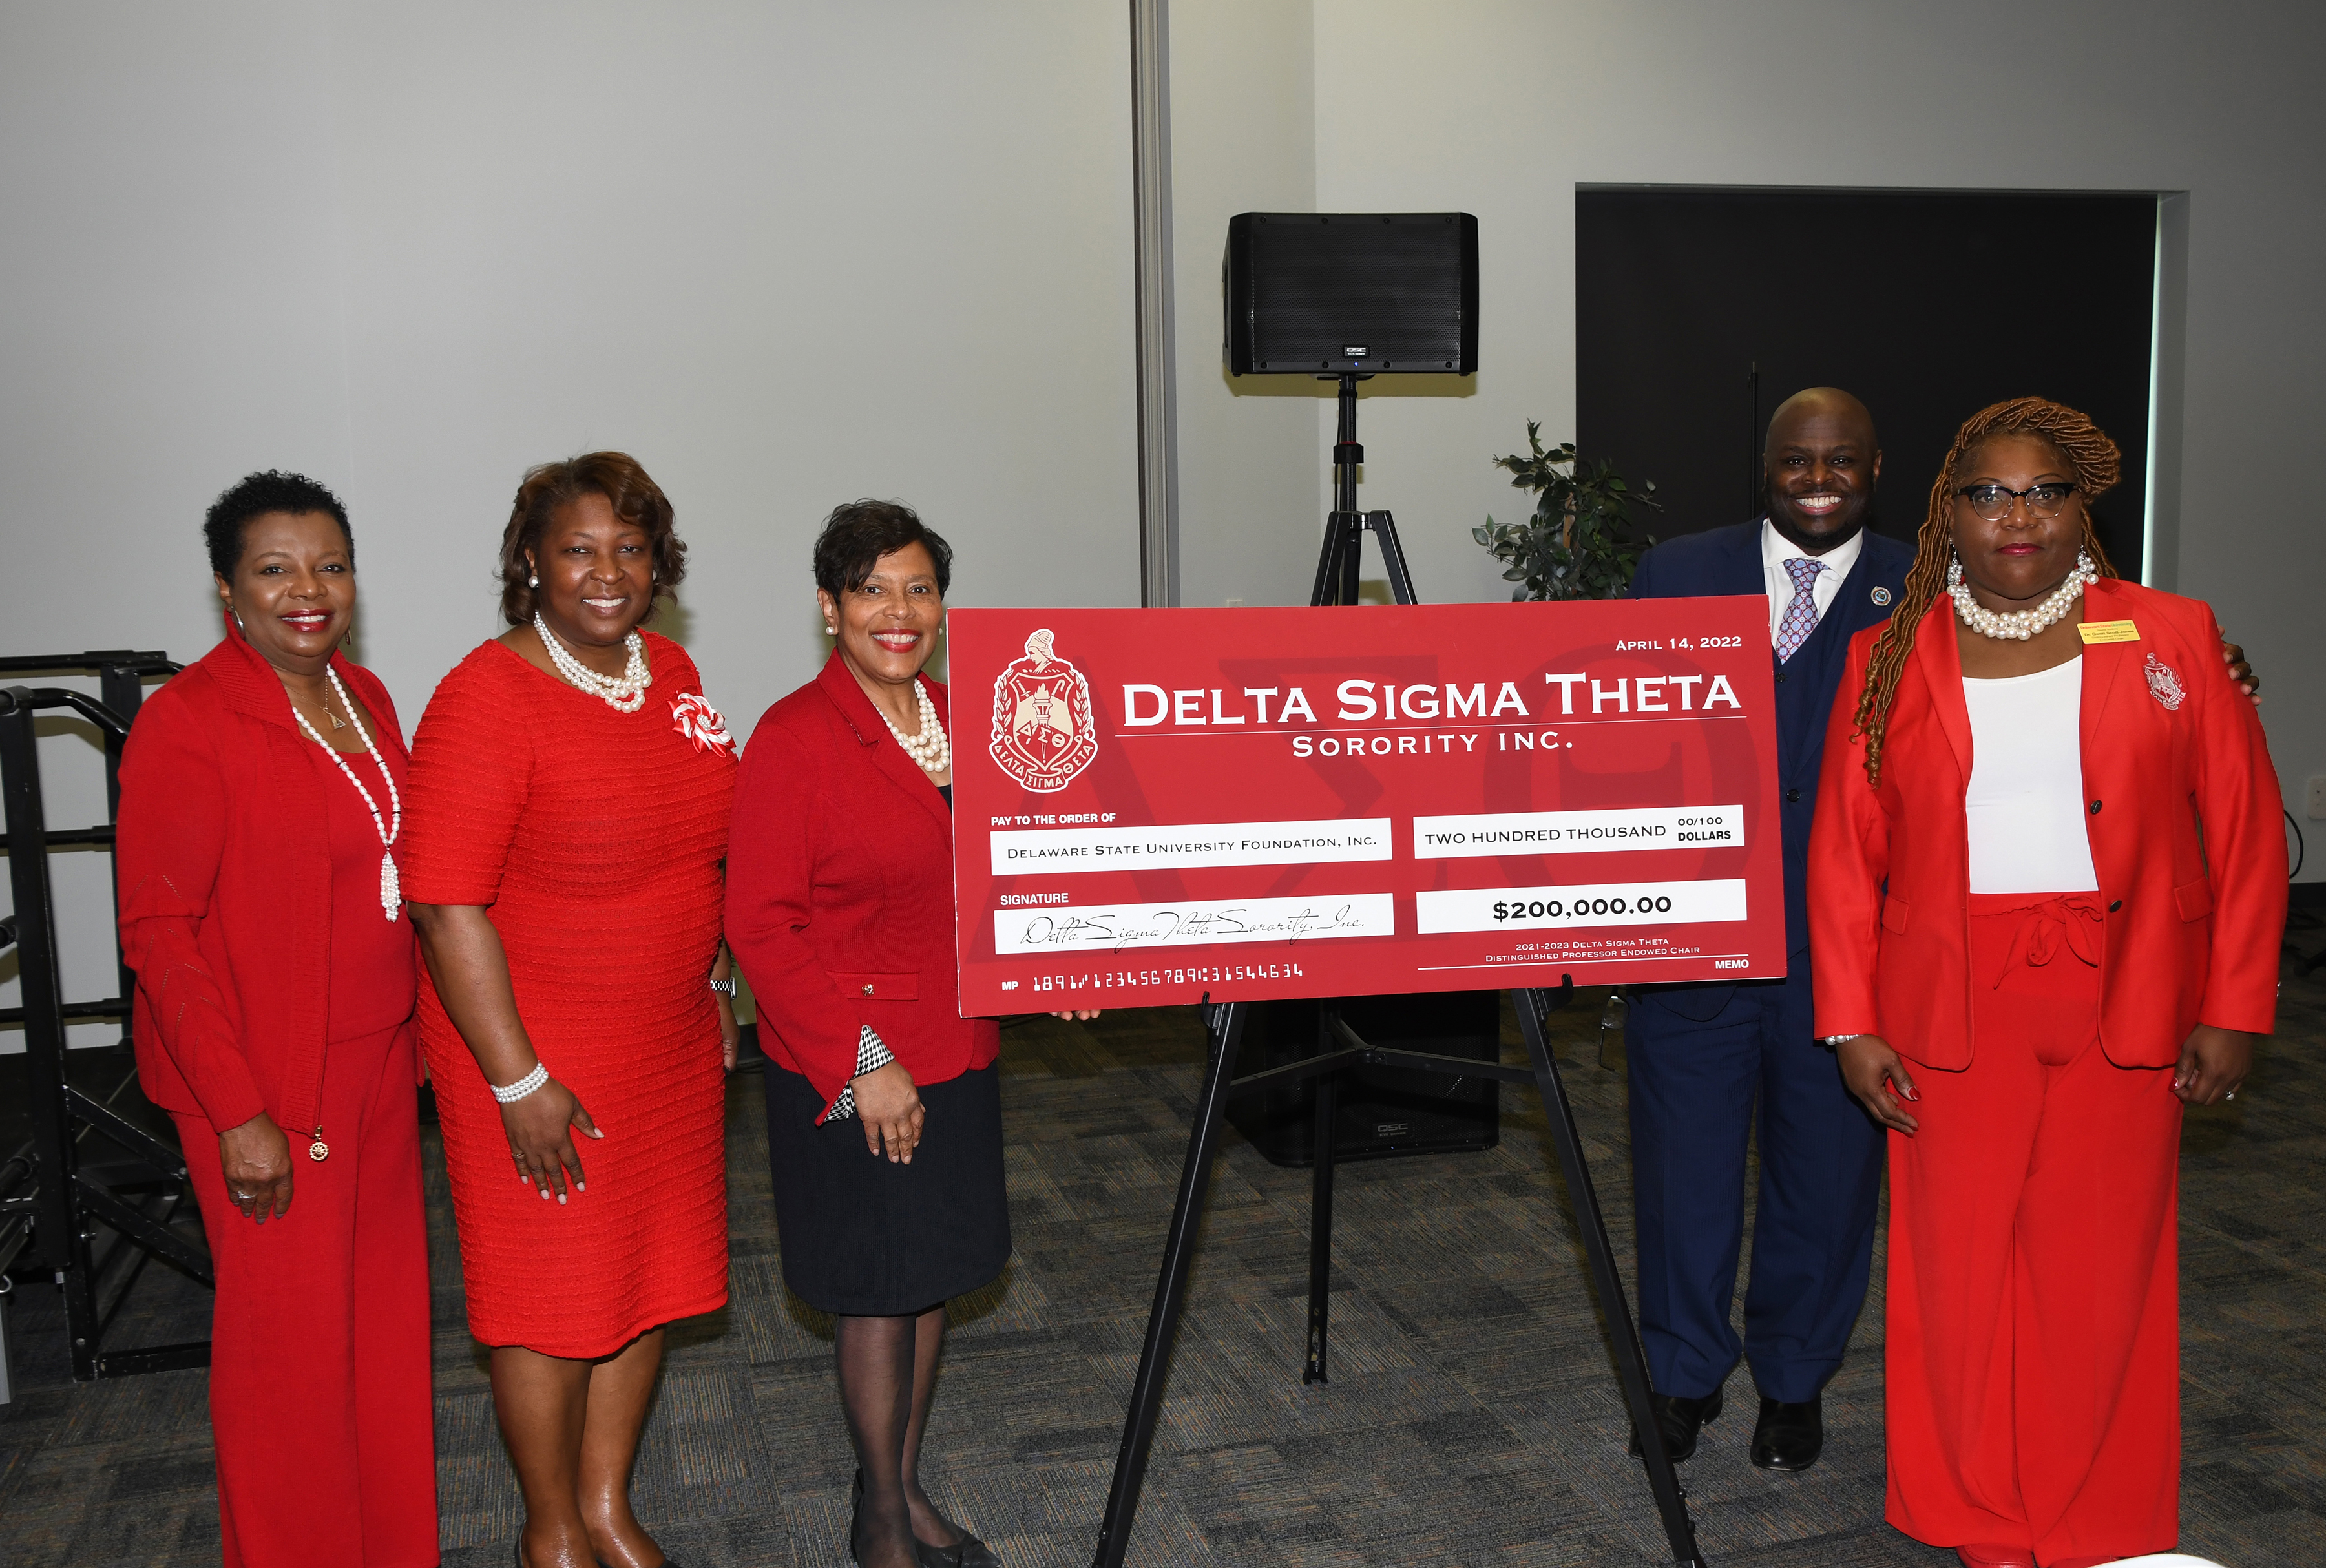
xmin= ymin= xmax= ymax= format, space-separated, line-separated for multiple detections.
xmin=1622 ymin=386 xmax=1908 ymax=1472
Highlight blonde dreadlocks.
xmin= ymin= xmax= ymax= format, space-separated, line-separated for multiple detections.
xmin=1848 ymin=397 xmax=2122 ymax=787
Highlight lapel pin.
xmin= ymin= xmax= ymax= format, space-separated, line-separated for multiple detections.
xmin=1870 ymin=586 xmax=1892 ymax=607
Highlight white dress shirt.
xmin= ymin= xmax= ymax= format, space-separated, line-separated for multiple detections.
xmin=1759 ymin=517 xmax=1864 ymax=642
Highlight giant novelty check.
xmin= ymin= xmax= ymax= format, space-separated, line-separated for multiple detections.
xmin=947 ymin=599 xmax=1784 ymax=1014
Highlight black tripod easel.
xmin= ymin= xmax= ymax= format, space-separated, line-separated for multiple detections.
xmin=0 ymin=654 xmax=212 ymax=1385
xmin=1089 ymin=378 xmax=1708 ymax=1566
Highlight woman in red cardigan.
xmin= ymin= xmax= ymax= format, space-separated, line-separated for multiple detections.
xmin=1809 ymin=400 xmax=2283 ymax=1568
xmin=116 ymin=472 xmax=436 ymax=1568
xmin=728 ymin=501 xmax=1093 ymax=1568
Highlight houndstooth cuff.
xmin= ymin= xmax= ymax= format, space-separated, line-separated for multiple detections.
xmin=822 ymin=1026 xmax=897 ymax=1123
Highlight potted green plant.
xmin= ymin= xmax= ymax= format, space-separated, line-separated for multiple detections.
xmin=1472 ymin=423 xmax=1659 ymax=600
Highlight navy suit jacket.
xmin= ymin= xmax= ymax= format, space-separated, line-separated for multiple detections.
xmin=1628 ymin=519 xmax=1912 ymax=1008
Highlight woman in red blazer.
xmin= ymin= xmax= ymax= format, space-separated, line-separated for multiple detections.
xmin=116 ymin=473 xmax=436 ymax=1568
xmin=1810 ymin=401 xmax=2283 ymax=1568
xmin=728 ymin=501 xmax=1092 ymax=1568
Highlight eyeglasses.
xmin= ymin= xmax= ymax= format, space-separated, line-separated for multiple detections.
xmin=1955 ymin=482 xmax=2077 ymax=522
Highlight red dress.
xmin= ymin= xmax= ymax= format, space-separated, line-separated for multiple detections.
xmin=401 ymin=632 xmax=737 ymax=1357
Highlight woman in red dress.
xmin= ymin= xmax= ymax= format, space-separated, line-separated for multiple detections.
xmin=1810 ymin=399 xmax=2283 ymax=1568
xmin=116 ymin=472 xmax=436 ymax=1568
xmin=403 ymin=454 xmax=738 ymax=1568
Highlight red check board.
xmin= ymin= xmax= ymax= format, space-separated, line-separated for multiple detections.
xmin=948 ymin=598 xmax=1782 ymax=1014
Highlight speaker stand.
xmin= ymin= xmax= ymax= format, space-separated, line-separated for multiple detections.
xmin=1306 ymin=373 xmax=1417 ymax=609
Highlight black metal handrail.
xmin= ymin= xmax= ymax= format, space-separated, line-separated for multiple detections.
xmin=2 ymin=651 xmax=207 ymax=1385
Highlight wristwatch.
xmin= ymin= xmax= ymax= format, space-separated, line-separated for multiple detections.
xmin=708 ymin=977 xmax=737 ymax=996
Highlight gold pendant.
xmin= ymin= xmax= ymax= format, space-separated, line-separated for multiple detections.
xmin=328 ymin=709 xmax=346 ymax=729
xmin=309 ymin=1139 xmax=330 ymax=1162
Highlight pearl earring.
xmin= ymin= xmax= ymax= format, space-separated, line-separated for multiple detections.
xmin=824 ymin=625 xmax=836 ymax=635
xmin=529 ymin=574 xmax=539 ymax=588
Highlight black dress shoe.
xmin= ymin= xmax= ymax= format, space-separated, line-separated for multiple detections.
xmin=1750 ymin=1394 xmax=1824 ymax=1470
xmin=946 ymin=1536 xmax=998 ymax=1568
xmin=1627 ymin=1386 xmax=1723 ymax=1462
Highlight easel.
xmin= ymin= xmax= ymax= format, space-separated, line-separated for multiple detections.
xmin=1089 ymin=379 xmax=1708 ymax=1565
xmin=0 ymin=654 xmax=211 ymax=1386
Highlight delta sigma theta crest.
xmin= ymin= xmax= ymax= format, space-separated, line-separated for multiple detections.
xmin=990 ymin=628 xmax=1098 ymax=792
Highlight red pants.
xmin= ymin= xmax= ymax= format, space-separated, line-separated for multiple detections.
xmin=174 ymin=1019 xmax=439 ymax=1568
xmin=1885 ymin=894 xmax=2182 ymax=1562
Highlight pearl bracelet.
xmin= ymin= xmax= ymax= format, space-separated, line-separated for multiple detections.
xmin=490 ymin=1062 xmax=550 ymax=1104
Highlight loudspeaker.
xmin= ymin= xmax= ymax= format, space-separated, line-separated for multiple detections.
xmin=1225 ymin=212 xmax=1479 ymax=376
xmin=1227 ymin=990 xmax=1501 ymax=1168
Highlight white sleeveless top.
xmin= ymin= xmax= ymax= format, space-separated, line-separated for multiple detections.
xmin=1960 ymin=657 xmax=2099 ymax=895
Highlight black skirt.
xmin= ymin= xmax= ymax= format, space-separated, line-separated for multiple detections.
xmin=762 ymin=1061 xmax=1012 ymax=1316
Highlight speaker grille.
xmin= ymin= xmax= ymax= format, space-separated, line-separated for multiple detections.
xmin=1227 ymin=213 xmax=1478 ymax=375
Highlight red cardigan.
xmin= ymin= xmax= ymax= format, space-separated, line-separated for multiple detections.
xmin=115 ymin=628 xmax=410 ymax=1136
xmin=1809 ymin=578 xmax=2284 ymax=1069
xmin=726 ymin=655 xmax=998 ymax=1118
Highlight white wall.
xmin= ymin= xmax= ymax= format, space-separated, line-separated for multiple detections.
xmin=1166 ymin=0 xmax=1323 ymax=610
xmin=8 ymin=0 xmax=2321 ymax=1054
xmin=0 ymin=1 xmax=1140 ymax=1046
xmin=1173 ymin=0 xmax=2326 ymax=874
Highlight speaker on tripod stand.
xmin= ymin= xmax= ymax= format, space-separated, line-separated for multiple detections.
xmin=1219 ymin=211 xmax=1499 ymax=1168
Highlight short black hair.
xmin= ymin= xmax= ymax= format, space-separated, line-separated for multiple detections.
xmin=812 ymin=499 xmax=952 ymax=598
xmin=204 ymin=471 xmax=351 ymax=578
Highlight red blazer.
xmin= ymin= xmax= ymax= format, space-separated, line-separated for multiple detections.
xmin=1809 ymin=578 xmax=2283 ymax=1070
xmin=726 ymin=654 xmax=998 ymax=1118
xmin=116 ymin=628 xmax=412 ymax=1135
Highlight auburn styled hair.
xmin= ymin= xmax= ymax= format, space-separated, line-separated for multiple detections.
xmin=1847 ymin=397 xmax=2121 ymax=787
xmin=496 ymin=452 xmax=686 ymax=626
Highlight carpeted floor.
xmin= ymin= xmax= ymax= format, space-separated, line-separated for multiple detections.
xmin=6 ymin=957 xmax=2325 ymax=1565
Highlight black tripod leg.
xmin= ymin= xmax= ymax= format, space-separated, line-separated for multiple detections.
xmin=1516 ymin=985 xmax=1708 ymax=1567
xmin=1304 ymin=1055 xmax=1338 ymax=1384
xmin=1366 ymin=511 xmax=1418 ymax=606
xmin=1310 ymin=512 xmax=1352 ymax=606
xmin=1091 ymin=1001 xmax=1248 ymax=1568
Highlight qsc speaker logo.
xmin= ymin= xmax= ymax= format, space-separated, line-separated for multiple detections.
xmin=989 ymin=628 xmax=1098 ymax=793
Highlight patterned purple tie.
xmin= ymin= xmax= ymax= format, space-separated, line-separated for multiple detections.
xmin=1774 ymin=556 xmax=1827 ymax=662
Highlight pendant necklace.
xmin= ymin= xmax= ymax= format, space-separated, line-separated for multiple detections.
xmin=290 ymin=667 xmax=403 ymax=921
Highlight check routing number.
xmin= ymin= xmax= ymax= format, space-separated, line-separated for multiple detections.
xmin=947 ymin=600 xmax=1785 ymax=1013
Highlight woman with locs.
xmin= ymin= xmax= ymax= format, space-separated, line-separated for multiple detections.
xmin=403 ymin=454 xmax=739 ymax=1568
xmin=1809 ymin=399 xmax=2284 ymax=1568
xmin=726 ymin=501 xmax=1095 ymax=1568
xmin=115 ymin=472 xmax=437 ymax=1567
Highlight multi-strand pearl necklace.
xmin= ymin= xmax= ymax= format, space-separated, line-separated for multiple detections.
xmin=290 ymin=667 xmax=403 ymax=921
xmin=1949 ymin=550 xmax=2096 ymax=642
xmin=534 ymin=612 xmax=650 ymax=711
xmin=881 ymin=680 xmax=952 ymax=775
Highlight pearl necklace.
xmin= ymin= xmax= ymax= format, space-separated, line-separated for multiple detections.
xmin=534 ymin=612 xmax=650 ymax=711
xmin=1949 ymin=550 xmax=2096 ymax=642
xmin=290 ymin=667 xmax=403 ymax=921
xmin=880 ymin=680 xmax=952 ymax=776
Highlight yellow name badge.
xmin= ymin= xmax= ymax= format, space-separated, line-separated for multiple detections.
xmin=2079 ymin=619 xmax=2141 ymax=644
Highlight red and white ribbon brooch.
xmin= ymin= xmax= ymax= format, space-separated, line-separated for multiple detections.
xmin=671 ymin=692 xmax=736 ymax=756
